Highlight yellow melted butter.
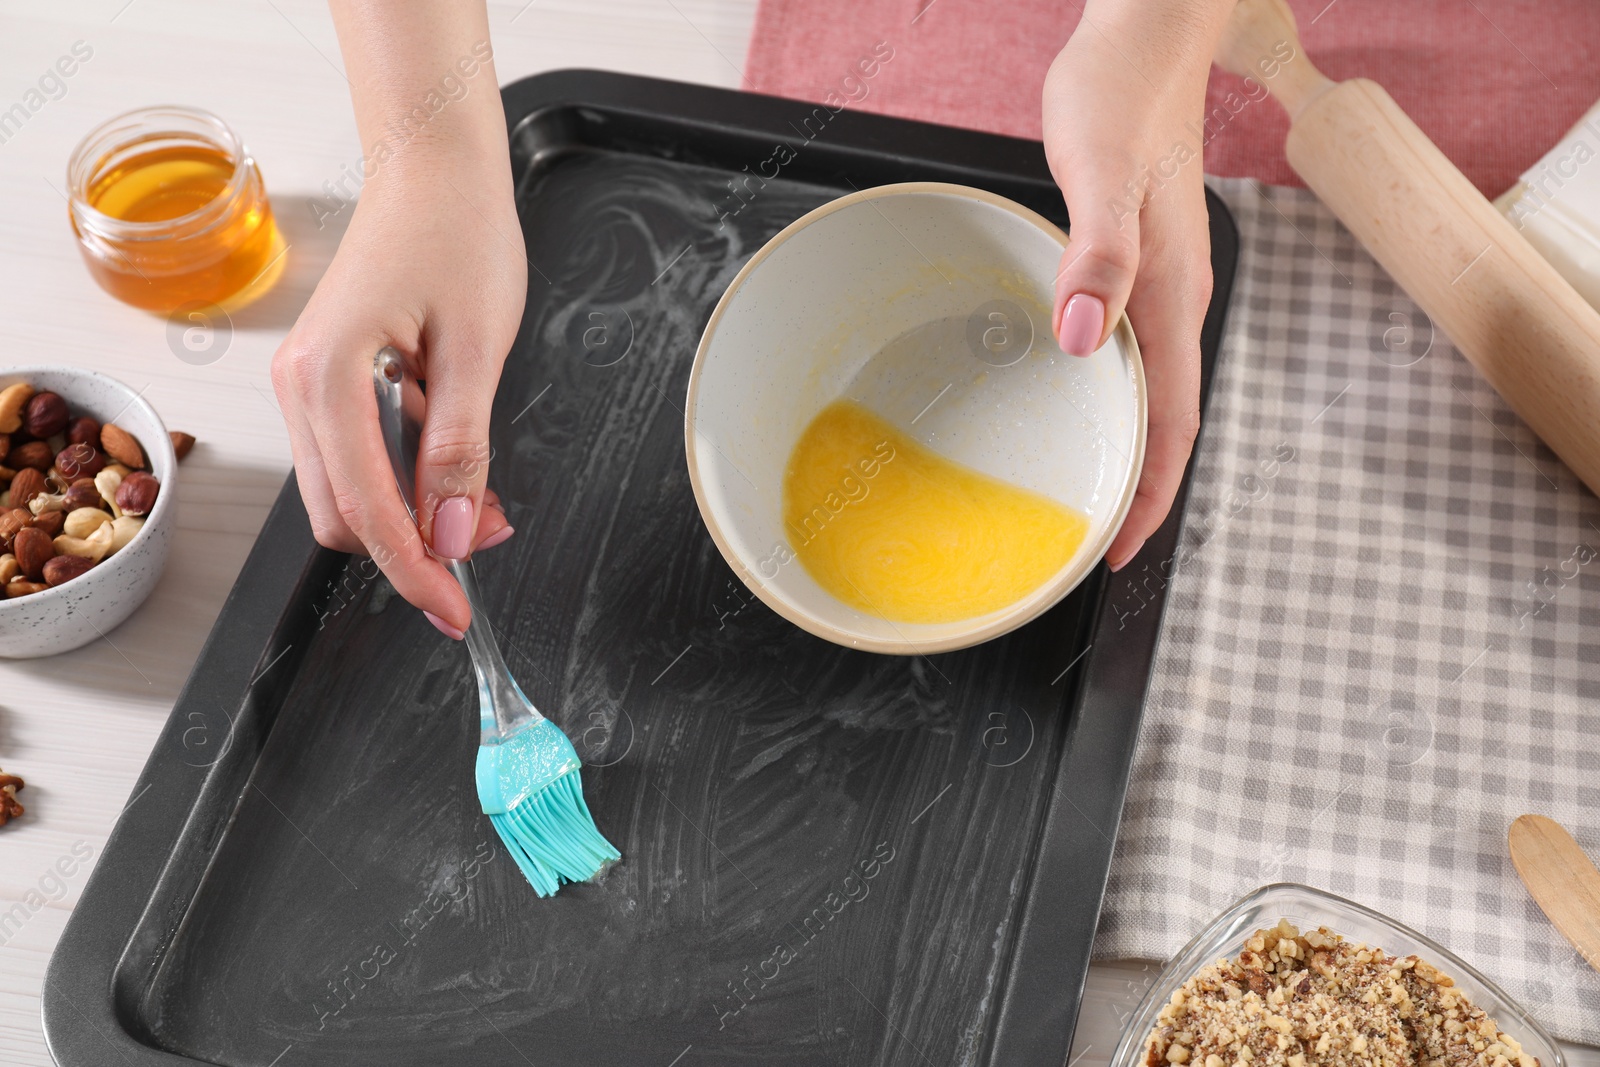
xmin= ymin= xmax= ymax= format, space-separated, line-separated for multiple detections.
xmin=782 ymin=399 xmax=1089 ymax=624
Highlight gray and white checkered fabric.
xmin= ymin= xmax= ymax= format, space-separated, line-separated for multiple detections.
xmin=1093 ymin=177 xmax=1600 ymax=1045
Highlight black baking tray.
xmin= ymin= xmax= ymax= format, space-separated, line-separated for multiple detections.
xmin=45 ymin=71 xmax=1237 ymax=1067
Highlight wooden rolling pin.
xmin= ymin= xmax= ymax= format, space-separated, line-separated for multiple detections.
xmin=1215 ymin=0 xmax=1600 ymax=499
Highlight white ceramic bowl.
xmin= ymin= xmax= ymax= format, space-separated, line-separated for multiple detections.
xmin=686 ymin=182 xmax=1145 ymax=654
xmin=0 ymin=366 xmax=176 ymax=658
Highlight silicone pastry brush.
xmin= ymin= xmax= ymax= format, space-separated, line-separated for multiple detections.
xmin=373 ymin=346 xmax=620 ymax=896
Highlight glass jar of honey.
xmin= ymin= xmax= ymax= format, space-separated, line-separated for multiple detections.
xmin=67 ymin=106 xmax=285 ymax=312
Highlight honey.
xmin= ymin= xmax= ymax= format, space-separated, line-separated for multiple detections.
xmin=68 ymin=107 xmax=283 ymax=312
xmin=783 ymin=399 xmax=1089 ymax=624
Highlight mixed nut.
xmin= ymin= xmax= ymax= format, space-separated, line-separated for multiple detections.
xmin=0 ymin=381 xmax=193 ymax=599
xmin=0 ymin=767 xmax=22 ymax=826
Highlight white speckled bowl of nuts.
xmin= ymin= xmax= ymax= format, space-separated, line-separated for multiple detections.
xmin=1109 ymin=884 xmax=1564 ymax=1067
xmin=0 ymin=366 xmax=178 ymax=658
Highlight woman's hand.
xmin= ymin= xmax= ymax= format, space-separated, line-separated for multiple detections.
xmin=1043 ymin=1 xmax=1231 ymax=571
xmin=272 ymin=0 xmax=522 ymax=639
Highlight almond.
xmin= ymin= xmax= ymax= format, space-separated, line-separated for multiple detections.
xmin=8 ymin=468 xmax=45 ymax=510
xmin=13 ymin=526 xmax=54 ymax=580
xmin=0 ymin=383 xmax=35 ymax=434
xmin=8 ymin=440 xmax=53 ymax=472
xmin=32 ymin=510 xmax=64 ymax=538
xmin=170 ymin=430 xmax=196 ymax=460
xmin=42 ymin=554 xmax=93 ymax=587
xmin=0 ymin=509 xmax=29 ymax=553
xmin=99 ymin=422 xmax=145 ymax=469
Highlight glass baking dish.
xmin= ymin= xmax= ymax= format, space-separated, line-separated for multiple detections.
xmin=1106 ymin=883 xmax=1566 ymax=1067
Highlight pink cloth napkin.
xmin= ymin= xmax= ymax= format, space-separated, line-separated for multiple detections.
xmin=743 ymin=0 xmax=1600 ymax=198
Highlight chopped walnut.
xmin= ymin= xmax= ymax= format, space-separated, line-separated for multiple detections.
xmin=0 ymin=768 xmax=23 ymax=825
xmin=1145 ymin=920 xmax=1538 ymax=1067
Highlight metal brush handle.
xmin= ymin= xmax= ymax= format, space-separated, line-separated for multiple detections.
xmin=372 ymin=346 xmax=541 ymax=743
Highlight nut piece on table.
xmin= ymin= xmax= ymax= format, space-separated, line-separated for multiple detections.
xmin=53 ymin=523 xmax=113 ymax=563
xmin=32 ymin=510 xmax=64 ymax=538
xmin=43 ymin=553 xmax=93 ymax=587
xmin=0 ymin=768 xmax=23 ymax=825
xmin=0 ymin=383 xmax=35 ymax=434
xmin=63 ymin=506 xmax=112 ymax=539
xmin=170 ymin=431 xmax=196 ymax=460
xmin=66 ymin=415 xmax=101 ymax=449
xmin=23 ymin=391 xmax=69 ymax=439
xmin=8 ymin=440 xmax=53 ymax=472
xmin=6 ymin=579 xmax=49 ymax=598
xmin=107 ymin=515 xmax=144 ymax=556
xmin=0 ymin=554 xmax=16 ymax=585
xmin=13 ymin=525 xmax=54 ymax=580
xmin=115 ymin=471 xmax=159 ymax=517
xmin=9 ymin=468 xmax=45 ymax=510
xmin=55 ymin=443 xmax=105 ymax=480
xmin=62 ymin=479 xmax=102 ymax=511
xmin=99 ymin=422 xmax=145 ymax=469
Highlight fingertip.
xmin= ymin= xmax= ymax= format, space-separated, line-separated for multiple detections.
xmin=476 ymin=524 xmax=515 ymax=551
xmin=1107 ymin=537 xmax=1146 ymax=572
xmin=1058 ymin=293 xmax=1106 ymax=357
xmin=424 ymin=610 xmax=466 ymax=641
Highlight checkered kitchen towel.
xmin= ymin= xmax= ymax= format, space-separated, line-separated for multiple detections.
xmin=1092 ymin=177 xmax=1600 ymax=1045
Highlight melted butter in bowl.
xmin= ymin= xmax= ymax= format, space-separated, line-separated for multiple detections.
xmin=783 ymin=399 xmax=1089 ymax=624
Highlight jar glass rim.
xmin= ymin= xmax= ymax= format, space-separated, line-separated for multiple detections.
xmin=67 ymin=105 xmax=253 ymax=241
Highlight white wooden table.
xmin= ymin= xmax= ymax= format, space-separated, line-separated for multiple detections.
xmin=1 ymin=3 xmax=1593 ymax=1065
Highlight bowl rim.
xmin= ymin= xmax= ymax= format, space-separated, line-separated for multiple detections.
xmin=684 ymin=180 xmax=1147 ymax=654
xmin=0 ymin=364 xmax=175 ymax=612
xmin=1104 ymin=882 xmax=1567 ymax=1067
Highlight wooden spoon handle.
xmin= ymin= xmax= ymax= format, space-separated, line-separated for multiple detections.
xmin=1508 ymin=813 xmax=1600 ymax=972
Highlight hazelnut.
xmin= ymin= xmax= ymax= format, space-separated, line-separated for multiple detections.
xmin=0 ymin=383 xmax=35 ymax=434
xmin=32 ymin=510 xmax=64 ymax=538
xmin=66 ymin=415 xmax=101 ymax=449
xmin=55 ymin=443 xmax=105 ymax=480
xmin=62 ymin=479 xmax=102 ymax=511
xmin=8 ymin=440 xmax=53 ymax=472
xmin=8 ymin=467 xmax=45 ymax=510
xmin=115 ymin=470 xmax=159 ymax=517
xmin=43 ymin=554 xmax=93 ymax=587
xmin=6 ymin=578 xmax=48 ymax=598
xmin=23 ymin=392 xmax=68 ymax=438
xmin=100 ymin=422 xmax=145 ymax=469
xmin=170 ymin=430 xmax=196 ymax=460
xmin=13 ymin=525 xmax=54 ymax=580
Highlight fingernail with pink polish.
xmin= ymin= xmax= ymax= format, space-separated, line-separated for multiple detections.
xmin=424 ymin=610 xmax=465 ymax=640
xmin=1058 ymin=293 xmax=1106 ymax=357
xmin=1108 ymin=538 xmax=1145 ymax=573
xmin=477 ymin=525 xmax=515 ymax=551
xmin=432 ymin=496 xmax=474 ymax=560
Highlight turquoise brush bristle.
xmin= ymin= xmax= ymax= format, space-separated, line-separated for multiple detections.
xmin=374 ymin=346 xmax=621 ymax=897
xmin=477 ymin=718 xmax=621 ymax=896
